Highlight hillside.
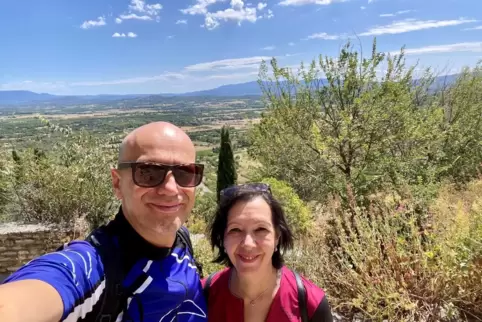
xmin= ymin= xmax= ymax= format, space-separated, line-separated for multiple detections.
xmin=0 ymin=91 xmax=57 ymax=105
xmin=0 ymin=74 xmax=461 ymax=107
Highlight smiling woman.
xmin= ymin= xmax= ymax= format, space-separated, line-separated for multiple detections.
xmin=202 ymin=183 xmax=334 ymax=322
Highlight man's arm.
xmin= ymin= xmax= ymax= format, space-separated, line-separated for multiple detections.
xmin=0 ymin=279 xmax=63 ymax=322
xmin=0 ymin=240 xmax=105 ymax=322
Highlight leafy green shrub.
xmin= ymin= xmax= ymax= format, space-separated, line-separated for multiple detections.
xmin=193 ymin=236 xmax=224 ymax=276
xmin=285 ymin=182 xmax=482 ymax=321
xmin=0 ymin=150 xmax=13 ymax=221
xmin=249 ymin=39 xmax=482 ymax=204
xmin=9 ymin=121 xmax=119 ymax=230
xmin=435 ymin=63 xmax=482 ymax=184
xmin=260 ymin=177 xmax=312 ymax=235
xmin=189 ymin=191 xmax=217 ymax=230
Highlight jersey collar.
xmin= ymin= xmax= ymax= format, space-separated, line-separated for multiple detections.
xmin=108 ymin=207 xmax=175 ymax=265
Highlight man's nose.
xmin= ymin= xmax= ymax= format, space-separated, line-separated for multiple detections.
xmin=156 ymin=171 xmax=179 ymax=195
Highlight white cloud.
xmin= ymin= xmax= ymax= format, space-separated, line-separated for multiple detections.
xmin=206 ymin=6 xmax=258 ymax=28
xmin=181 ymin=0 xmax=224 ymax=15
xmin=176 ymin=19 xmax=188 ymax=24
xmin=284 ymin=53 xmax=302 ymax=57
xmin=305 ymin=32 xmax=342 ymax=40
xmin=70 ymin=72 xmax=186 ymax=87
xmin=119 ymin=13 xmax=152 ymax=21
xmin=231 ymin=0 xmax=244 ymax=10
xmin=167 ymin=35 xmax=175 ymax=39
xmin=263 ymin=9 xmax=274 ymax=19
xmin=257 ymin=2 xmax=267 ymax=10
xmin=360 ymin=18 xmax=477 ymax=36
xmin=304 ymin=18 xmax=477 ymax=41
xmin=205 ymin=71 xmax=259 ymax=80
xmin=464 ymin=25 xmax=482 ymax=30
xmin=380 ymin=10 xmax=413 ymax=18
xmin=184 ymin=56 xmax=270 ymax=71
xmin=128 ymin=0 xmax=162 ymax=16
xmin=183 ymin=0 xmax=270 ymax=30
xmin=17 ymin=70 xmax=255 ymax=89
xmin=203 ymin=16 xmax=221 ymax=30
xmin=278 ymin=0 xmax=347 ymax=6
xmin=2 ymin=53 xmax=294 ymax=93
xmin=217 ymin=64 xmax=262 ymax=70
xmin=0 ymin=81 xmax=68 ymax=92
xmin=80 ymin=16 xmax=106 ymax=29
xmin=390 ymin=42 xmax=482 ymax=55
xmin=288 ymin=42 xmax=295 ymax=46
xmin=262 ymin=46 xmax=276 ymax=50
xmin=112 ymin=32 xmax=138 ymax=38
xmin=116 ymin=0 xmax=162 ymax=24
xmin=360 ymin=6 xmax=366 ymax=10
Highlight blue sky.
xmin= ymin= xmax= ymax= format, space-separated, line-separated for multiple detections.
xmin=1 ymin=0 xmax=481 ymax=95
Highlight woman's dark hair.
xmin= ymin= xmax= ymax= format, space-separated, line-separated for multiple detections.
xmin=208 ymin=188 xmax=294 ymax=269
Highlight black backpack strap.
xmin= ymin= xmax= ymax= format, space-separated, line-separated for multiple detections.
xmin=294 ymin=271 xmax=309 ymax=322
xmin=310 ymin=296 xmax=334 ymax=322
xmin=86 ymin=228 xmax=128 ymax=322
xmin=202 ymin=271 xmax=218 ymax=304
xmin=53 ymin=228 xmax=127 ymax=322
xmin=177 ymin=226 xmax=194 ymax=254
xmin=177 ymin=226 xmax=204 ymax=278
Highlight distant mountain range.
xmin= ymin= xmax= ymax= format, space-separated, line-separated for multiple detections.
xmin=0 ymin=74 xmax=460 ymax=107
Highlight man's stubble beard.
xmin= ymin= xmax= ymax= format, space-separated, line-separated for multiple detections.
xmin=148 ymin=215 xmax=183 ymax=234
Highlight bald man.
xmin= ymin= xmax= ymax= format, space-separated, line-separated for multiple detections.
xmin=0 ymin=122 xmax=207 ymax=322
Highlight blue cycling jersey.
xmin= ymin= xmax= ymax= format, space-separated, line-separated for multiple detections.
xmin=2 ymin=209 xmax=207 ymax=322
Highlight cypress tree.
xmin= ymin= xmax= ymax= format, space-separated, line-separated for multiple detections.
xmin=216 ymin=126 xmax=237 ymax=202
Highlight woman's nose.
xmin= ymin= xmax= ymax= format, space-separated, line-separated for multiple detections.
xmin=241 ymin=233 xmax=256 ymax=248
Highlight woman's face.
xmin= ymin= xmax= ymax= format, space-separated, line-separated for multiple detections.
xmin=223 ymin=196 xmax=278 ymax=275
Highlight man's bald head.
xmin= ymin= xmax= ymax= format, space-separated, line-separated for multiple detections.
xmin=118 ymin=121 xmax=195 ymax=164
xmin=111 ymin=121 xmax=199 ymax=247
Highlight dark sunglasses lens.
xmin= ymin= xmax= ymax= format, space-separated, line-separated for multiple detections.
xmin=173 ymin=164 xmax=203 ymax=187
xmin=133 ymin=164 xmax=167 ymax=187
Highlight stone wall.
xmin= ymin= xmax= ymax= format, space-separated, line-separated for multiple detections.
xmin=0 ymin=223 xmax=84 ymax=275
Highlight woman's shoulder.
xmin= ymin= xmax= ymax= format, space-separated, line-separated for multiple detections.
xmin=201 ymin=267 xmax=230 ymax=290
xmin=279 ymin=266 xmax=332 ymax=320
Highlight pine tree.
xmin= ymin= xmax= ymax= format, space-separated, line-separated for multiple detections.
xmin=216 ymin=126 xmax=237 ymax=202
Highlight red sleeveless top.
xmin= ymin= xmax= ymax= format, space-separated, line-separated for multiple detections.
xmin=201 ymin=266 xmax=329 ymax=322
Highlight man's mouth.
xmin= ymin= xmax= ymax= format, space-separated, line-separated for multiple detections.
xmin=150 ymin=203 xmax=183 ymax=213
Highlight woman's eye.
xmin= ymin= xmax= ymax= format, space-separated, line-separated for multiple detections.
xmin=229 ymin=228 xmax=241 ymax=233
xmin=256 ymin=227 xmax=267 ymax=232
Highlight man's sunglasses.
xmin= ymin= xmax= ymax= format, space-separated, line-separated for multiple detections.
xmin=117 ymin=162 xmax=204 ymax=188
xmin=219 ymin=183 xmax=272 ymax=202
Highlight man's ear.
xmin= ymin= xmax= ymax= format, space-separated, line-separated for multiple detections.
xmin=111 ymin=169 xmax=123 ymax=200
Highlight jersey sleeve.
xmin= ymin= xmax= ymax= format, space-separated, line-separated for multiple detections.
xmin=2 ymin=240 xmax=105 ymax=321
